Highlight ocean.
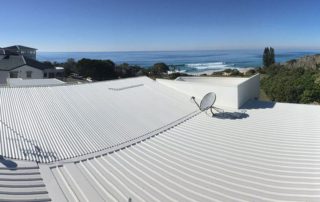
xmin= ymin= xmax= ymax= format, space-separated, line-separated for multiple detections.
xmin=38 ymin=49 xmax=320 ymax=73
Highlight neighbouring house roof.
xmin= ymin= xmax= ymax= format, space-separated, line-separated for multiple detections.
xmin=0 ymin=76 xmax=319 ymax=201
xmin=4 ymin=45 xmax=37 ymax=51
xmin=0 ymin=55 xmax=53 ymax=71
xmin=7 ymin=78 xmax=65 ymax=87
xmin=24 ymin=56 xmax=53 ymax=70
xmin=55 ymin=66 xmax=64 ymax=70
xmin=0 ymin=55 xmax=25 ymax=70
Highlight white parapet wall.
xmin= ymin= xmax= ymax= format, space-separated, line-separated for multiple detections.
xmin=157 ymin=74 xmax=260 ymax=109
xmin=237 ymin=74 xmax=260 ymax=108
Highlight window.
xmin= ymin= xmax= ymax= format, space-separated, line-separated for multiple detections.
xmin=44 ymin=73 xmax=47 ymax=77
xmin=10 ymin=71 xmax=18 ymax=78
xmin=26 ymin=71 xmax=32 ymax=78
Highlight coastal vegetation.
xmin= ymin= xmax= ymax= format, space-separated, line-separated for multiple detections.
xmin=49 ymin=50 xmax=320 ymax=105
xmin=55 ymin=58 xmax=174 ymax=81
xmin=150 ymin=63 xmax=169 ymax=76
xmin=77 ymin=59 xmax=117 ymax=80
xmin=54 ymin=58 xmax=145 ymax=81
xmin=260 ymin=55 xmax=320 ymax=104
xmin=192 ymin=48 xmax=320 ymax=104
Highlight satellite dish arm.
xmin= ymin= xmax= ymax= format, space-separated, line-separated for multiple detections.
xmin=191 ymin=96 xmax=200 ymax=109
xmin=212 ymin=106 xmax=224 ymax=113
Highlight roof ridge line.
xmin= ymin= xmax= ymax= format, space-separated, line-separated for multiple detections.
xmin=43 ymin=110 xmax=201 ymax=166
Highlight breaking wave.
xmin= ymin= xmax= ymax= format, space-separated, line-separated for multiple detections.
xmin=185 ymin=62 xmax=234 ymax=70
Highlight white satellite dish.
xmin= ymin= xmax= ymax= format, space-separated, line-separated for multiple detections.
xmin=199 ymin=92 xmax=216 ymax=111
xmin=191 ymin=92 xmax=221 ymax=115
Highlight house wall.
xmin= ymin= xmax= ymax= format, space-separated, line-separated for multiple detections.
xmin=10 ymin=65 xmax=44 ymax=80
xmin=157 ymin=79 xmax=238 ymax=109
xmin=0 ymin=71 xmax=9 ymax=84
xmin=237 ymin=74 xmax=260 ymax=108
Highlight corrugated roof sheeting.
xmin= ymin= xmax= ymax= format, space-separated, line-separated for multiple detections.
xmin=0 ymin=77 xmax=196 ymax=163
xmin=7 ymin=78 xmax=65 ymax=87
xmin=42 ymin=101 xmax=320 ymax=201
xmin=0 ymin=160 xmax=51 ymax=202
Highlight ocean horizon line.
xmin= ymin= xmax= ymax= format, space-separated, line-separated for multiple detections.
xmin=38 ymin=48 xmax=320 ymax=53
xmin=37 ymin=49 xmax=320 ymax=72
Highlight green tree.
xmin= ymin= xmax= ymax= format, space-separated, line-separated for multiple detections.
xmin=152 ymin=63 xmax=169 ymax=75
xmin=261 ymin=65 xmax=320 ymax=103
xmin=270 ymin=47 xmax=275 ymax=64
xmin=76 ymin=58 xmax=116 ymax=81
xmin=63 ymin=58 xmax=77 ymax=76
xmin=263 ymin=47 xmax=270 ymax=67
xmin=115 ymin=63 xmax=145 ymax=78
xmin=150 ymin=62 xmax=169 ymax=76
xmin=263 ymin=47 xmax=275 ymax=67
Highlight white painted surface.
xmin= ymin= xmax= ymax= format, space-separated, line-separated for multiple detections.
xmin=7 ymin=78 xmax=65 ymax=87
xmin=157 ymin=75 xmax=260 ymax=109
xmin=0 ymin=77 xmax=196 ymax=163
xmin=238 ymin=74 xmax=260 ymax=107
xmin=0 ymin=160 xmax=51 ymax=201
xmin=1 ymin=76 xmax=320 ymax=201
xmin=41 ymin=100 xmax=320 ymax=201
xmin=158 ymin=78 xmax=238 ymax=108
xmin=176 ymin=76 xmax=248 ymax=86
xmin=12 ymin=65 xmax=44 ymax=79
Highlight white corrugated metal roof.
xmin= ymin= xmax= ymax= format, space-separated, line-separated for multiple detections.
xmin=0 ymin=159 xmax=51 ymax=201
xmin=7 ymin=78 xmax=65 ymax=87
xmin=1 ymin=76 xmax=320 ymax=201
xmin=0 ymin=77 xmax=196 ymax=163
xmin=40 ymin=100 xmax=320 ymax=201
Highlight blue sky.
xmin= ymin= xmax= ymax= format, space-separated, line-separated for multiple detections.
xmin=1 ymin=0 xmax=320 ymax=51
